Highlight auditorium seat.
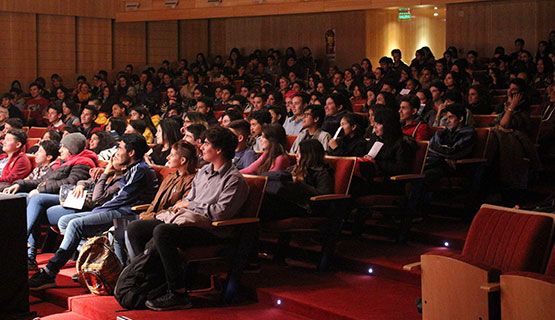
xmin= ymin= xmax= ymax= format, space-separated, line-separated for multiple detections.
xmin=404 ymin=204 xmax=554 ymax=320
xmin=180 ymin=175 xmax=267 ymax=304
xmin=500 ymin=242 xmax=555 ymax=320
xmin=493 ymin=95 xmax=507 ymax=105
xmin=354 ymin=141 xmax=429 ymax=242
xmin=262 ymin=156 xmax=356 ymax=271
xmin=28 ymin=127 xmax=48 ymax=139
xmin=285 ymin=135 xmax=297 ymax=151
xmin=433 ymin=127 xmax=491 ymax=219
xmin=352 ymin=104 xmax=365 ymax=113
xmin=473 ymin=114 xmax=496 ymax=128
xmin=529 ymin=115 xmax=542 ymax=143
xmin=214 ymin=110 xmax=225 ymax=120
xmin=26 ymin=138 xmax=40 ymax=151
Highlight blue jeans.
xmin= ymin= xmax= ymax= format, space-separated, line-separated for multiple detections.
xmin=47 ymin=205 xmax=77 ymax=226
xmin=45 ymin=209 xmax=130 ymax=275
xmin=24 ymin=193 xmax=63 ymax=260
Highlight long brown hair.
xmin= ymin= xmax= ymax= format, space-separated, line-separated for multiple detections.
xmin=291 ymin=139 xmax=326 ymax=180
xmin=257 ymin=124 xmax=287 ymax=174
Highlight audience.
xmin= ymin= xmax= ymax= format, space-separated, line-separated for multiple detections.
xmin=126 ymin=126 xmax=248 ymax=311
xmin=28 ymin=133 xmax=158 ymax=289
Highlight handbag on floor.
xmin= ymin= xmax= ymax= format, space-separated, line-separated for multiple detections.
xmin=76 ymin=232 xmax=123 ymax=295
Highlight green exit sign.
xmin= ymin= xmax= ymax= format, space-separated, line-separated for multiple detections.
xmin=398 ymin=8 xmax=411 ymax=20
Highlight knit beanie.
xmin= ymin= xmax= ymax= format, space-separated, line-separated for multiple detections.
xmin=60 ymin=132 xmax=87 ymax=155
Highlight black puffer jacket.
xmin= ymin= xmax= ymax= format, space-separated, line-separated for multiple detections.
xmin=15 ymin=150 xmax=98 ymax=194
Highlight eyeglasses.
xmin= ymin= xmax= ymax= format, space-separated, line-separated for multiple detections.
xmin=302 ymin=113 xmax=312 ymax=118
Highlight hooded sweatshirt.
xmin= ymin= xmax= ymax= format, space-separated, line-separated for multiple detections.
xmin=0 ymin=149 xmax=32 ymax=184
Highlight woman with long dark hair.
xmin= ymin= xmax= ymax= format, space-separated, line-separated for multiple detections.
xmin=327 ymin=112 xmax=368 ymax=157
xmin=240 ymin=124 xmax=290 ymax=175
xmin=89 ymin=131 xmax=118 ymax=161
xmin=147 ymin=118 xmax=183 ymax=166
xmin=130 ymin=106 xmax=157 ymax=144
xmin=61 ymin=99 xmax=80 ymax=125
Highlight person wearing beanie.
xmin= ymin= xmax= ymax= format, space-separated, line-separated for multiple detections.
xmin=4 ymin=132 xmax=99 ymax=270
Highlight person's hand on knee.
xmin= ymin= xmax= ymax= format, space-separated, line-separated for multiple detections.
xmin=3 ymin=184 xmax=20 ymax=194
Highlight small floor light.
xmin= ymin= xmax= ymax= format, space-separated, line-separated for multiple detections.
xmin=276 ymin=299 xmax=282 ymax=305
xmin=368 ymin=267 xmax=374 ymax=274
xmin=444 ymin=241 xmax=450 ymax=247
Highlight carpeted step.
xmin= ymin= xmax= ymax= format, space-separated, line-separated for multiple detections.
xmin=259 ymin=234 xmax=456 ymax=285
xmin=30 ymin=298 xmax=68 ymax=318
xmin=68 ymin=294 xmax=311 ymax=320
xmin=244 ymin=265 xmax=422 ymax=320
xmin=40 ymin=311 xmax=90 ymax=320
xmin=29 ymin=254 xmax=89 ymax=309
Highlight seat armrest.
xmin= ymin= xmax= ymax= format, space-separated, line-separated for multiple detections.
xmin=480 ymin=282 xmax=500 ymax=292
xmin=455 ymin=158 xmax=487 ymax=165
xmin=390 ymin=174 xmax=425 ymax=181
xmin=310 ymin=194 xmax=351 ymax=201
xmin=403 ymin=261 xmax=422 ymax=271
xmin=212 ymin=217 xmax=260 ymax=227
xmin=131 ymin=204 xmax=150 ymax=212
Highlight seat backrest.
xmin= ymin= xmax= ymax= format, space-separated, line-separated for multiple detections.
xmin=493 ymin=95 xmax=507 ymax=105
xmin=545 ymin=244 xmax=555 ymax=276
xmin=213 ymin=110 xmax=225 ymax=120
xmin=473 ymin=127 xmax=490 ymax=158
xmin=430 ymin=126 xmax=444 ymax=136
xmin=324 ymin=156 xmax=356 ymax=194
xmin=27 ymin=154 xmax=36 ymax=169
xmin=473 ymin=115 xmax=497 ymax=128
xmin=237 ymin=175 xmax=267 ymax=219
xmin=152 ymin=165 xmax=177 ymax=183
xmin=462 ymin=204 xmax=554 ymax=273
xmin=528 ymin=115 xmax=542 ymax=143
xmin=26 ymin=138 xmax=40 ymax=151
xmin=28 ymin=127 xmax=47 ymax=139
xmin=412 ymin=141 xmax=430 ymax=174
xmin=286 ymin=135 xmax=297 ymax=151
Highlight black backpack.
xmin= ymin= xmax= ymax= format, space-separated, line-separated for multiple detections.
xmin=114 ymin=246 xmax=167 ymax=310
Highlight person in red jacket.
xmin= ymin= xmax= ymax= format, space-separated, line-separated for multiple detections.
xmin=0 ymin=128 xmax=32 ymax=190
xmin=400 ymin=94 xmax=432 ymax=141
xmin=25 ymin=82 xmax=50 ymax=126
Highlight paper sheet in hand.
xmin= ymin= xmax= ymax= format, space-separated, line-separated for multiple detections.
xmin=400 ymin=88 xmax=411 ymax=96
xmin=333 ymin=127 xmax=342 ymax=139
xmin=63 ymin=191 xmax=87 ymax=210
xmin=367 ymin=141 xmax=384 ymax=158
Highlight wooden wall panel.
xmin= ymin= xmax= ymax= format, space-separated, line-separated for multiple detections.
xmin=76 ymin=17 xmax=112 ymax=77
xmin=37 ymin=14 xmax=76 ymax=86
xmin=117 ymin=0 xmax=487 ymax=22
xmin=0 ymin=0 xmax=116 ymax=18
xmin=178 ymin=19 xmax=209 ymax=63
xmin=0 ymin=12 xmax=36 ymax=91
xmin=209 ymin=11 xmax=367 ymax=69
xmin=365 ymin=6 xmax=446 ymax=67
xmin=147 ymin=21 xmax=178 ymax=65
xmin=446 ymin=0 xmax=555 ymax=58
xmin=114 ymin=22 xmax=147 ymax=71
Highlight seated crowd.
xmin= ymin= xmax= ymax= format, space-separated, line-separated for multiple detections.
xmin=0 ymin=33 xmax=553 ymax=311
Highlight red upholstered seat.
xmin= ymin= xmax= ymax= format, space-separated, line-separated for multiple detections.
xmin=151 ymin=165 xmax=177 ymax=183
xmin=417 ymin=204 xmax=554 ymax=319
xmin=27 ymin=154 xmax=37 ymax=169
xmin=499 ymin=230 xmax=555 ymax=319
xmin=28 ymin=127 xmax=48 ymax=139
xmin=460 ymin=206 xmax=552 ymax=273
xmin=285 ymin=135 xmax=297 ymax=151
xmin=26 ymin=137 xmax=40 ymax=151
xmin=473 ymin=114 xmax=497 ymax=128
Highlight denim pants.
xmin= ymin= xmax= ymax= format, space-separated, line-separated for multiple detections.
xmin=24 ymin=193 xmax=70 ymax=260
xmin=45 ymin=209 xmax=129 ymax=275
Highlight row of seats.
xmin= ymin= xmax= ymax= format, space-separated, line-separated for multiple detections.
xmin=404 ymin=204 xmax=555 ymax=320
